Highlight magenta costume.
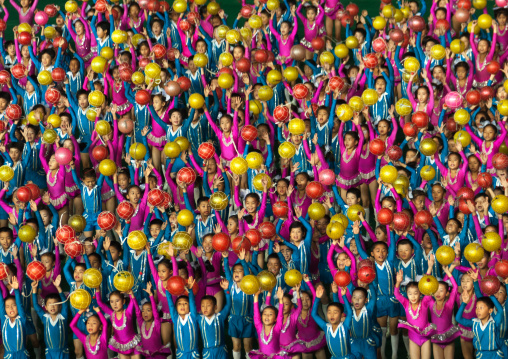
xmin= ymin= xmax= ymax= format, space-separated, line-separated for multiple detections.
xmin=429 ymin=276 xmax=461 ymax=348
xmin=434 ymin=150 xmax=468 ymax=196
xmin=134 ymin=295 xmax=171 ymax=359
xmin=249 ymin=302 xmax=291 ymax=359
xmin=147 ymin=252 xmax=173 ymax=323
xmin=148 ymin=105 xmax=173 ymax=150
xmin=70 ymin=311 xmax=109 ymax=359
xmin=39 ymin=246 xmax=61 ymax=299
xmin=96 ymin=292 xmax=142 ymax=355
xmin=394 ymin=287 xmax=436 ymax=346
xmin=105 ymin=73 xmax=133 ymax=115
xmin=114 ymin=182 xmax=149 ymax=231
xmin=359 ymin=120 xmax=378 ymax=184
xmin=296 ymin=3 xmax=325 ymax=50
xmin=337 ymin=122 xmax=364 ymax=189
xmin=192 ymin=249 xmax=223 ymax=296
xmin=470 ymin=30 xmax=497 ymax=86
xmin=10 ymin=0 xmax=38 ymax=24
xmin=63 ymin=136 xmax=81 ymax=198
xmin=296 ymin=281 xmax=326 ymax=352
xmin=39 ymin=145 xmax=68 ymax=210
xmin=205 ymin=110 xmax=239 ymax=162
xmin=67 ymin=18 xmax=96 ymax=65
xmin=279 ymin=297 xmax=307 ymax=354
xmin=466 ymin=123 xmax=508 ymax=171
xmin=323 ymin=0 xmax=343 ymax=20
xmin=269 ymin=16 xmax=298 ymax=65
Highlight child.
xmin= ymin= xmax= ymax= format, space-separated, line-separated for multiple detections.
xmin=70 ymin=307 xmax=109 ymax=359
xmin=0 ymin=277 xmax=28 ymax=358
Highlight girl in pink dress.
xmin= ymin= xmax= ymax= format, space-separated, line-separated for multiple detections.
xmin=454 ymin=271 xmax=477 ymax=359
xmin=268 ymin=10 xmax=298 ymax=65
xmin=445 ymin=55 xmax=474 ymax=97
xmin=105 ymin=67 xmax=133 ymax=115
xmin=96 ymin=290 xmax=141 ymax=357
xmin=67 ymin=16 xmax=96 ymax=67
xmin=394 ymin=269 xmax=436 ymax=359
xmin=466 ymin=120 xmax=508 ymax=172
xmin=324 ymin=0 xmax=343 ymax=40
xmin=70 ymin=308 xmax=109 ymax=359
xmin=296 ymin=2 xmax=325 ymax=56
xmin=433 ymin=142 xmax=468 ymax=197
xmin=297 ymin=277 xmax=326 ymax=357
xmin=164 ymin=158 xmax=196 ymax=210
xmin=39 ymin=145 xmax=69 ymax=221
xmin=336 ymin=117 xmax=364 ymax=198
xmin=10 ymin=0 xmax=37 ymax=25
xmin=407 ymin=71 xmax=435 ymax=118
xmin=133 ymin=283 xmax=171 ymax=359
xmin=469 ymin=21 xmax=498 ymax=87
xmin=205 ymin=107 xmax=239 ymax=164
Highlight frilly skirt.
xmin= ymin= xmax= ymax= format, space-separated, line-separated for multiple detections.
xmin=109 ymin=334 xmax=141 ymax=355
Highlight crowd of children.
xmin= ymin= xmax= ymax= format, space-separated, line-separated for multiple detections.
xmin=0 ymin=0 xmax=507 ymax=358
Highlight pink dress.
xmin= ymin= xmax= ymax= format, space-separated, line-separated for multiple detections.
xmin=39 ymin=146 xmax=68 ymax=210
xmin=297 ymin=3 xmax=325 ymax=50
xmin=337 ymin=122 xmax=364 ymax=189
xmin=429 ymin=276 xmax=461 ymax=349
xmin=279 ymin=298 xmax=307 ymax=354
xmin=296 ymin=282 xmax=326 ymax=352
xmin=470 ymin=30 xmax=498 ymax=86
xmin=134 ymin=295 xmax=171 ymax=358
xmin=70 ymin=311 xmax=109 ymax=359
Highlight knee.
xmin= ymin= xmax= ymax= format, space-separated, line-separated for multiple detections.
xmin=232 ymin=342 xmax=241 ymax=352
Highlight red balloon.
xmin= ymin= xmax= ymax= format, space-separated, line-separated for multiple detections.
xmin=65 ymin=240 xmax=84 ymax=258
xmin=403 ymin=123 xmax=418 ymax=137
xmin=236 ymin=58 xmax=251 ymax=73
xmin=477 ymin=172 xmax=493 ymax=189
xmin=187 ymin=11 xmax=199 ymax=23
xmin=408 ymin=16 xmax=425 ymax=32
xmin=495 ymin=260 xmax=508 ymax=278
xmin=51 ymin=68 xmax=66 ymax=82
xmin=138 ymin=57 xmax=150 ymax=69
xmin=25 ymin=183 xmax=40 ymax=200
xmin=135 ymin=90 xmax=151 ymax=106
xmin=386 ymin=145 xmax=402 ymax=161
xmin=266 ymin=51 xmax=275 ymax=63
xmin=44 ymin=4 xmax=57 ymax=16
xmin=254 ymin=49 xmax=268 ymax=63
xmin=55 ymin=148 xmax=73 ymax=165
xmin=159 ymin=1 xmax=170 ymax=11
xmin=218 ymin=67 xmax=234 ymax=77
xmin=245 ymin=229 xmax=262 ymax=247
xmin=455 ymin=7 xmax=470 ymax=23
xmin=273 ymin=201 xmax=289 ymax=217
xmin=56 ymin=225 xmax=75 ymax=244
xmin=177 ymin=77 xmax=191 ymax=92
xmin=480 ymin=275 xmax=501 ymax=296
xmin=334 ymin=271 xmax=351 ymax=287
xmin=119 ymin=63 xmax=130 ymax=72
xmin=293 ymin=84 xmax=309 ymax=100
xmin=329 ymin=76 xmax=345 ymax=92
xmin=105 ymin=8 xmax=119 ymax=20
xmin=179 ymin=19 xmax=191 ymax=31
xmin=412 ymin=111 xmax=429 ymax=128
xmin=369 ymin=138 xmax=386 ymax=156
xmin=393 ymin=212 xmax=410 ymax=231
xmin=372 ymin=38 xmax=387 ymax=53
xmin=336 ymin=9 xmax=348 ymax=20
xmin=240 ymin=5 xmax=253 ymax=17
xmin=359 ymin=259 xmax=375 ymax=269
xmin=118 ymin=119 xmax=134 ymax=134
xmin=363 ymin=53 xmax=378 ymax=69
xmin=457 ymin=187 xmax=475 ymax=201
xmin=445 ymin=118 xmax=458 ymax=132
xmin=273 ymin=105 xmax=290 ymax=123
xmin=340 ymin=14 xmax=352 ymax=28
xmin=378 ymin=208 xmax=394 ymax=225
xmin=435 ymin=19 xmax=450 ymax=30
xmin=18 ymin=31 xmax=31 ymax=45
xmin=493 ymin=153 xmax=508 ymax=170
xmin=45 ymin=88 xmax=61 ymax=105
xmin=259 ymin=222 xmax=276 ymax=239
xmin=231 ymin=236 xmax=251 ymax=254
xmin=414 ymin=210 xmax=433 ymax=227
xmin=27 ymin=261 xmax=46 ymax=281
xmin=167 ymin=48 xmax=177 ymax=61
xmin=457 ymin=0 xmax=472 ymax=9
xmin=212 ymin=233 xmax=230 ymax=252
xmin=311 ymin=38 xmax=325 ymax=51
xmin=0 ymin=70 xmax=9 ymax=85
xmin=5 ymin=104 xmax=22 ymax=121
xmin=16 ymin=186 xmax=31 ymax=202
xmin=306 ymin=181 xmax=324 ymax=199
xmin=198 ymin=143 xmax=215 ymax=160
xmin=11 ymin=64 xmax=26 ymax=79
xmin=95 ymin=0 xmax=107 ymax=12
xmin=389 ymin=29 xmax=404 ymax=43
xmin=153 ymin=44 xmax=166 ymax=59
xmin=52 ymin=37 xmax=68 ymax=51
xmin=97 ymin=211 xmax=117 ymax=231
xmin=120 ymin=68 xmax=133 ymax=82
xmin=346 ymin=3 xmax=359 ymax=16
xmin=241 ymin=125 xmax=258 ymax=142
xmin=458 ymin=200 xmax=471 ymax=214
xmin=480 ymin=86 xmax=494 ymax=101
xmin=167 ymin=276 xmax=187 ymax=296
xmin=358 ymin=266 xmax=376 ymax=284
xmin=117 ymin=201 xmax=136 ymax=220
xmin=319 ymin=169 xmax=336 ymax=186
xmin=162 ymin=192 xmax=172 ymax=209
xmin=177 ymin=168 xmax=197 ymax=185
xmin=148 ymin=188 xmax=165 ymax=207
xmin=0 ymin=262 xmax=8 ymax=281
xmin=147 ymin=0 xmax=160 ymax=12
xmin=466 ymin=89 xmax=481 ymax=105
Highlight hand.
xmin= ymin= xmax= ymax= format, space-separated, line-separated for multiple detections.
xmin=352 ymin=221 xmax=360 ymax=235
xmin=53 ymin=275 xmax=62 ymax=289
xmin=467 ymin=269 xmax=478 ymax=281
xmin=316 ymin=285 xmax=324 ymax=298
xmin=276 ymin=287 xmax=284 ymax=301
xmin=395 ymin=269 xmax=404 ymax=285
xmin=186 ymin=276 xmax=196 ymax=291
xmin=143 ymin=282 xmax=153 ymax=296
xmin=220 ymin=279 xmax=229 ymax=290
xmin=31 ymin=280 xmax=38 ymax=290
xmin=10 ymin=276 xmax=19 ymax=290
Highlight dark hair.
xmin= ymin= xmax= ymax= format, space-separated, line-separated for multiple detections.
xmin=0 ymin=227 xmax=13 ymax=239
xmin=75 ymin=263 xmax=87 ymax=272
xmin=109 ymin=241 xmax=122 ymax=253
xmin=158 ymin=259 xmax=172 ymax=271
xmin=45 ymin=293 xmax=61 ymax=304
xmin=371 ymin=241 xmax=388 ymax=252
xmin=352 ymin=287 xmax=368 ymax=298
xmin=197 ymin=196 xmax=210 ymax=206
xmin=176 ymin=295 xmax=190 ymax=305
xmin=88 ymin=252 xmax=101 ymax=264
xmin=41 ymin=252 xmax=55 ymax=262
xmin=346 ymin=188 xmax=361 ymax=202
xmin=328 ymin=302 xmax=344 ymax=313
xmin=245 ymin=192 xmax=260 ymax=204
xmin=289 ymin=222 xmax=307 ymax=237
xmin=150 ymin=219 xmax=163 ymax=227
xmin=7 ymin=141 xmax=23 ymax=153
xmin=201 ymin=295 xmax=217 ymax=306
xmin=109 ymin=290 xmax=124 ymax=302
xmin=397 ymin=239 xmax=413 ymax=249
xmin=267 ymin=253 xmax=281 ymax=265
xmin=406 ymin=281 xmax=419 ymax=291
xmin=477 ymin=296 xmax=495 ymax=309
xmin=82 ymin=168 xmax=97 ymax=180
xmin=455 ymin=61 xmax=470 ymax=73
xmin=438 ymin=280 xmax=450 ymax=292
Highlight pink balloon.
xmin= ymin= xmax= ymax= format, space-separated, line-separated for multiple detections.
xmin=444 ymin=91 xmax=463 ymax=109
xmin=55 ymin=148 xmax=72 ymax=165
xmin=496 ymin=0 xmax=508 ymax=6
xmin=34 ymin=11 xmax=49 ymax=26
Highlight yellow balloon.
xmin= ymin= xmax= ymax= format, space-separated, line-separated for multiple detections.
xmin=396 ymin=98 xmax=412 ymax=116
xmin=420 ymin=138 xmax=438 ymax=156
xmin=111 ymin=30 xmax=128 ymax=44
xmin=173 ymin=0 xmax=187 ymax=13
xmin=43 ymin=26 xmax=56 ymax=39
xmin=219 ymin=52 xmax=233 ymax=67
xmin=362 ymin=89 xmax=379 ymax=106
xmin=326 ymin=222 xmax=345 ymax=239
xmin=132 ymin=71 xmax=145 ymax=85
xmin=216 ymin=25 xmax=229 ymax=39
xmin=454 ymin=108 xmax=470 ymax=125
xmin=430 ymin=44 xmax=446 ymax=60
xmin=347 ymin=204 xmax=365 ymax=222
xmin=454 ymin=130 xmax=471 ymax=147
xmin=308 ymin=203 xmax=326 ymax=221
xmin=193 ymin=53 xmax=208 ymax=68
xmin=99 ymin=159 xmax=117 ymax=177
xmin=47 ymin=114 xmax=61 ymax=128
xmin=131 ymin=34 xmax=145 ymax=47
xmin=336 ymin=104 xmax=353 ymax=122
xmin=248 ymin=15 xmax=263 ymax=29
xmin=226 ymin=29 xmax=241 ymax=44
xmin=284 ymin=269 xmax=303 ymax=287
xmin=473 ymin=0 xmax=487 ymax=9
xmin=319 ymin=51 xmax=334 ymax=65
xmin=37 ymin=70 xmax=52 ymax=86
xmin=18 ymin=225 xmax=36 ymax=243
xmin=393 ymin=9 xmax=404 ymax=22
xmin=95 ymin=120 xmax=112 ymax=136
xmin=253 ymin=173 xmax=272 ymax=191
xmin=505 ymin=79 xmax=508 ymax=94
xmin=393 ymin=175 xmax=409 ymax=189
xmin=42 ymin=129 xmax=58 ymax=144
xmin=70 ymin=289 xmax=91 ymax=310
xmin=157 ymin=242 xmax=172 ymax=258
xmin=207 ymin=1 xmax=220 ymax=15
xmin=18 ymin=23 xmax=31 ymax=33
xmin=258 ymin=86 xmax=274 ymax=101
xmin=349 ymin=96 xmax=364 ymax=112
xmin=65 ymin=0 xmax=78 ymax=13
xmin=91 ymin=56 xmax=107 ymax=74
xmin=100 ymin=46 xmax=113 ymax=60
xmin=240 ymin=275 xmax=260 ymax=294
xmin=420 ymin=165 xmax=436 ymax=181
xmin=492 ymin=195 xmax=508 ymax=214
xmin=478 ymin=14 xmax=492 ymax=29
xmin=175 ymin=137 xmax=190 ymax=151
xmin=249 ymin=100 xmax=262 ymax=115
xmin=288 ymin=118 xmax=306 ymax=135
xmin=127 ymin=230 xmax=148 ymax=250
xmin=334 ymin=44 xmax=349 ymax=59
xmin=278 ymin=141 xmax=296 ymax=159
xmin=382 ymin=4 xmax=395 ymax=18
xmin=83 ymin=268 xmax=103 ymax=289
xmin=177 ymin=209 xmax=195 ymax=227
xmin=86 ymin=108 xmax=98 ymax=122
xmin=246 ymin=152 xmax=263 ymax=169
xmin=400 ymin=6 xmax=411 ymax=17
xmin=267 ymin=0 xmax=279 ymax=10
xmin=450 ymin=39 xmax=465 ymax=54
xmin=482 ymin=232 xmax=502 ymax=252
xmin=345 ymin=36 xmax=359 ymax=49
xmin=331 ymin=213 xmax=349 ymax=228
xmin=240 ymin=27 xmax=252 ymax=41
xmin=173 ymin=231 xmax=193 ymax=250
xmin=218 ymin=73 xmax=234 ymax=89
xmin=464 ymin=243 xmax=484 ymax=263
xmin=209 ymin=191 xmax=229 ymax=210
xmin=194 ymin=0 xmax=206 ymax=5
xmin=380 ymin=165 xmax=398 ymax=184
xmin=113 ymin=271 xmax=135 ymax=292
xmin=467 ymin=21 xmax=481 ymax=35
xmin=230 ymin=157 xmax=248 ymax=175
xmin=257 ymin=270 xmax=277 ymax=291
xmin=27 ymin=111 xmax=38 ymax=125
xmin=129 ymin=142 xmax=147 ymax=160
xmin=372 ymin=16 xmax=387 ymax=30
xmin=283 ymin=66 xmax=299 ymax=82
xmin=164 ymin=142 xmax=181 ymax=158
xmin=436 ymin=246 xmax=455 ymax=266
xmin=267 ymin=70 xmax=282 ymax=85
xmin=498 ymin=100 xmax=508 ymax=116
xmin=189 ymin=93 xmax=205 ymax=109
xmin=69 ymin=215 xmax=86 ymax=233
xmin=403 ymin=57 xmax=420 ymax=73
xmin=418 ymin=275 xmax=439 ymax=295
xmin=145 ymin=63 xmax=162 ymax=78
xmin=0 ymin=165 xmax=14 ymax=182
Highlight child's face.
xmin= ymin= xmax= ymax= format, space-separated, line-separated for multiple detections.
xmin=8 ymin=148 xmax=20 ymax=162
xmin=78 ymin=94 xmax=88 ymax=109
xmin=201 ymin=299 xmax=216 ymax=317
xmin=196 ymin=41 xmax=207 ymax=54
xmin=327 ymin=305 xmax=343 ymax=325
xmin=5 ymin=298 xmax=18 ymax=319
xmin=295 ymin=174 xmax=308 ymax=191
xmin=157 ymin=263 xmax=171 ymax=281
xmin=290 ymin=227 xmax=303 ymax=242
xmin=244 ymin=197 xmax=259 ymax=214
xmin=227 ymin=218 xmax=238 ymax=234
xmin=202 ymin=236 xmax=213 ymax=253
xmin=476 ymin=301 xmax=493 ymax=320
xmin=232 ymin=265 xmax=245 ymax=282
xmin=109 ymin=246 xmax=120 ymax=261
xmin=127 ymin=187 xmax=141 ymax=204
xmin=345 ymin=193 xmax=358 ymax=207
xmin=456 ymin=67 xmax=467 ymax=80
xmin=476 ymin=254 xmax=489 ymax=269
xmin=141 ymin=303 xmax=154 ymax=321
xmin=475 ymin=196 xmax=488 ymax=213
xmin=397 ymin=244 xmax=414 ymax=261
xmin=150 ymin=224 xmax=162 ymax=239
xmin=152 ymin=22 xmax=162 ymax=35
xmin=21 ymin=46 xmax=29 ymax=58
xmin=267 ymin=258 xmax=281 ymax=275
xmin=262 ymin=307 xmax=277 ymax=325
xmin=6 ymin=44 xmax=15 ymax=56
xmin=407 ymin=286 xmax=421 ymax=304
xmin=316 ymin=109 xmax=328 ymax=124
xmin=478 ymin=40 xmax=489 ymax=54
xmin=445 ymin=220 xmax=459 ymax=235
xmin=461 ymin=274 xmax=473 ymax=291
xmin=233 ymin=47 xmax=244 ymax=60
xmin=198 ymin=201 xmax=211 ymax=217
xmin=26 ymin=81 xmax=35 ymax=93
xmin=375 ymin=227 xmax=386 ymax=241
xmin=74 ymin=266 xmax=84 ymax=282
xmin=220 ymin=117 xmax=232 ymax=132
xmin=75 ymin=21 xmax=84 ymax=35
xmin=41 ymin=255 xmax=54 ymax=271
xmin=176 ymin=297 xmax=190 ymax=315
xmin=344 ymin=134 xmax=357 ymax=149
xmin=89 ymin=256 xmax=100 ymax=269
xmin=432 ymin=186 xmax=444 ymax=202
xmin=434 ymin=283 xmax=449 ymax=301
xmin=375 ymin=79 xmax=386 ymax=94
xmin=280 ymin=245 xmax=292 ymax=262
xmin=371 ymin=245 xmax=388 ymax=263
xmin=118 ymin=173 xmax=130 ymax=189
xmin=0 ymin=98 xmax=8 ymax=111
xmin=0 ymin=232 xmax=13 ymax=250
xmin=110 ymin=294 xmax=124 ymax=312
xmin=39 ymin=209 xmax=51 ymax=226
xmin=83 ymin=175 xmax=97 ymax=190
xmin=41 ymin=53 xmax=52 ymax=67
xmin=280 ymin=23 xmax=290 ymax=36
xmin=352 ymin=291 xmax=367 ymax=310
xmin=422 ymin=234 xmax=432 ymax=250
xmin=417 ymin=88 xmax=428 ymax=103
xmin=45 ymin=298 xmax=61 ymax=315
xmin=496 ymin=286 xmax=507 ymax=305
xmin=336 ymin=252 xmax=350 ymax=270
